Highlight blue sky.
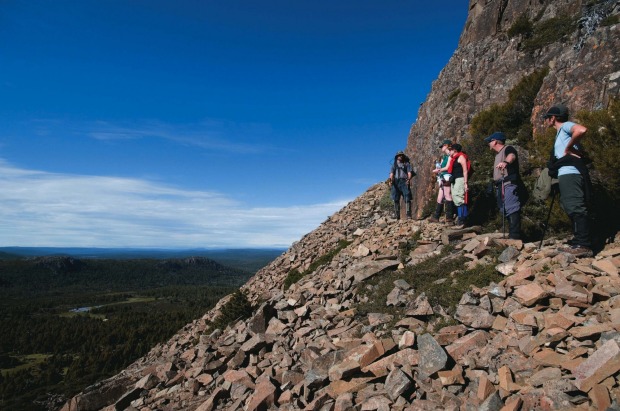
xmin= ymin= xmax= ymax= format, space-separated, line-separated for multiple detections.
xmin=0 ymin=1 xmax=467 ymax=248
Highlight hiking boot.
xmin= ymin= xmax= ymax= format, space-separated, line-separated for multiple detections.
xmin=430 ymin=203 xmax=443 ymax=223
xmin=453 ymin=218 xmax=465 ymax=229
xmin=558 ymin=245 xmax=593 ymax=258
xmin=393 ymin=204 xmax=401 ymax=220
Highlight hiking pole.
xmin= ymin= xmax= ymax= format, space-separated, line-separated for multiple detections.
xmin=539 ymin=185 xmax=558 ymax=249
xmin=501 ymin=171 xmax=506 ymax=239
xmin=440 ymin=182 xmax=446 ymax=224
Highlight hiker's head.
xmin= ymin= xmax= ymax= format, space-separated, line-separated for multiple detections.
xmin=484 ymin=132 xmax=506 ymax=151
xmin=439 ymin=139 xmax=452 ymax=152
xmin=395 ymin=151 xmax=407 ymax=162
xmin=544 ymin=104 xmax=569 ymax=123
xmin=439 ymin=139 xmax=452 ymax=148
xmin=449 ymin=143 xmax=462 ymax=154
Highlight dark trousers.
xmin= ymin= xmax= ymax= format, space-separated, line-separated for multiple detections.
xmin=559 ymin=174 xmax=591 ymax=247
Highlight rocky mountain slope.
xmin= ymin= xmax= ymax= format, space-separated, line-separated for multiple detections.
xmin=61 ymin=182 xmax=620 ymax=411
xmin=59 ymin=2 xmax=620 ymax=410
xmin=408 ymin=0 xmax=620 ymax=216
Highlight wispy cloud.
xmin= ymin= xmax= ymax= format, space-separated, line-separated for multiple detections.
xmin=32 ymin=118 xmax=275 ymax=154
xmin=0 ymin=160 xmax=349 ymax=248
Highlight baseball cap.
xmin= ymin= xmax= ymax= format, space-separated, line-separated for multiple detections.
xmin=484 ymin=132 xmax=506 ymax=143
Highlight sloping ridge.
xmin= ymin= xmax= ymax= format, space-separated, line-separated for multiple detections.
xmin=61 ymin=182 xmax=620 ymax=410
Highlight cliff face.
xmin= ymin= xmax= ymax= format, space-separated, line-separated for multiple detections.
xmin=407 ymin=0 xmax=620 ymax=216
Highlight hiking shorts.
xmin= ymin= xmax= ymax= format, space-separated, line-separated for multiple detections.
xmin=451 ymin=177 xmax=465 ymax=206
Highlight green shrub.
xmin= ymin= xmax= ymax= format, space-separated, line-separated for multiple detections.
xmin=508 ymin=14 xmax=533 ymax=38
xmin=282 ymin=269 xmax=303 ymax=291
xmin=523 ymin=15 xmax=577 ymax=51
xmin=379 ymin=191 xmax=394 ymax=212
xmin=600 ymin=15 xmax=619 ymax=27
xmin=448 ymin=88 xmax=461 ymax=105
xmin=209 ymin=289 xmax=253 ymax=331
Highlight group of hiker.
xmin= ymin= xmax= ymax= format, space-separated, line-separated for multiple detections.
xmin=388 ymin=104 xmax=593 ymax=258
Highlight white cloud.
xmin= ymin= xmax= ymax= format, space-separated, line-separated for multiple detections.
xmin=83 ymin=119 xmax=273 ymax=154
xmin=0 ymin=160 xmax=349 ymax=248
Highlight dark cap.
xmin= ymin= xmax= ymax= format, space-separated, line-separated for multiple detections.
xmin=450 ymin=143 xmax=462 ymax=152
xmin=484 ymin=131 xmax=506 ymax=143
xmin=544 ymin=104 xmax=569 ymax=120
xmin=439 ymin=139 xmax=452 ymax=148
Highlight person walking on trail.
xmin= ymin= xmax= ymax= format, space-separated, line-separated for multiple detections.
xmin=544 ymin=104 xmax=593 ymax=257
xmin=447 ymin=143 xmax=469 ymax=228
xmin=430 ymin=139 xmax=454 ymax=223
xmin=485 ymin=132 xmax=522 ymax=240
xmin=389 ymin=151 xmax=413 ymax=220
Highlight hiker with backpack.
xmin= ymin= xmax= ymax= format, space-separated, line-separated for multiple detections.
xmin=430 ymin=139 xmax=455 ymax=223
xmin=447 ymin=143 xmax=470 ymax=228
xmin=544 ymin=104 xmax=593 ymax=257
xmin=389 ymin=151 xmax=413 ymax=220
xmin=485 ymin=132 xmax=522 ymax=240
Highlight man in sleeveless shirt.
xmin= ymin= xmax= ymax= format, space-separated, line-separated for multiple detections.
xmin=485 ymin=132 xmax=521 ymax=239
xmin=544 ymin=104 xmax=592 ymax=257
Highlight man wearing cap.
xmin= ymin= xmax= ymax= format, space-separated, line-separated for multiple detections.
xmin=430 ymin=139 xmax=454 ymax=222
xmin=485 ymin=132 xmax=522 ymax=239
xmin=544 ymin=104 xmax=592 ymax=257
xmin=389 ymin=151 xmax=413 ymax=220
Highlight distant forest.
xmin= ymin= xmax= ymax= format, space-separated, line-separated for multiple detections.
xmin=0 ymin=253 xmax=272 ymax=411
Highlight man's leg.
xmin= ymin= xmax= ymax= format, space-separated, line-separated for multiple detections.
xmin=507 ymin=212 xmax=521 ymax=240
xmin=558 ymin=174 xmax=592 ymax=255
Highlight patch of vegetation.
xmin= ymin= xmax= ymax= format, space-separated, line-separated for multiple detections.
xmin=209 ymin=289 xmax=254 ymax=331
xmin=458 ymin=91 xmax=470 ymax=102
xmin=600 ymin=14 xmax=620 ymax=26
xmin=283 ymin=239 xmax=352 ymax=290
xmin=447 ymin=88 xmax=461 ymax=105
xmin=1 ymin=284 xmax=235 ymax=411
xmin=398 ymin=230 xmax=422 ymax=263
xmin=355 ymin=246 xmax=504 ymax=321
xmin=523 ymin=14 xmax=577 ymax=51
xmin=283 ymin=269 xmax=303 ymax=290
xmin=508 ymin=14 xmax=533 ymax=38
xmin=469 ymin=68 xmax=548 ymax=150
xmin=378 ymin=190 xmax=394 ymax=212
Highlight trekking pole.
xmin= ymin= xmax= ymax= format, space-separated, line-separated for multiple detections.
xmin=539 ymin=185 xmax=558 ymax=249
xmin=440 ymin=183 xmax=446 ymax=224
xmin=501 ymin=170 xmax=506 ymax=239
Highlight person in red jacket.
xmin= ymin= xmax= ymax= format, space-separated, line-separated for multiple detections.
xmin=447 ymin=144 xmax=469 ymax=228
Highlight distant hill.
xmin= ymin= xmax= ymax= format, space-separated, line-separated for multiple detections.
xmin=0 ymin=247 xmax=284 ymax=273
xmin=0 ymin=256 xmax=254 ymax=295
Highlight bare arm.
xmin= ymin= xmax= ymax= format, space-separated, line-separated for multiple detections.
xmin=565 ymin=123 xmax=587 ymax=157
xmin=459 ymin=156 xmax=468 ymax=189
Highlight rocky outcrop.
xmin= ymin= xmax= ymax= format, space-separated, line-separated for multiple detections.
xmin=61 ymin=182 xmax=620 ymax=410
xmin=407 ymin=0 xmax=620 ymax=217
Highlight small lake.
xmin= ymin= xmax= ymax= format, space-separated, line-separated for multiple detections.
xmin=70 ymin=306 xmax=101 ymax=313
